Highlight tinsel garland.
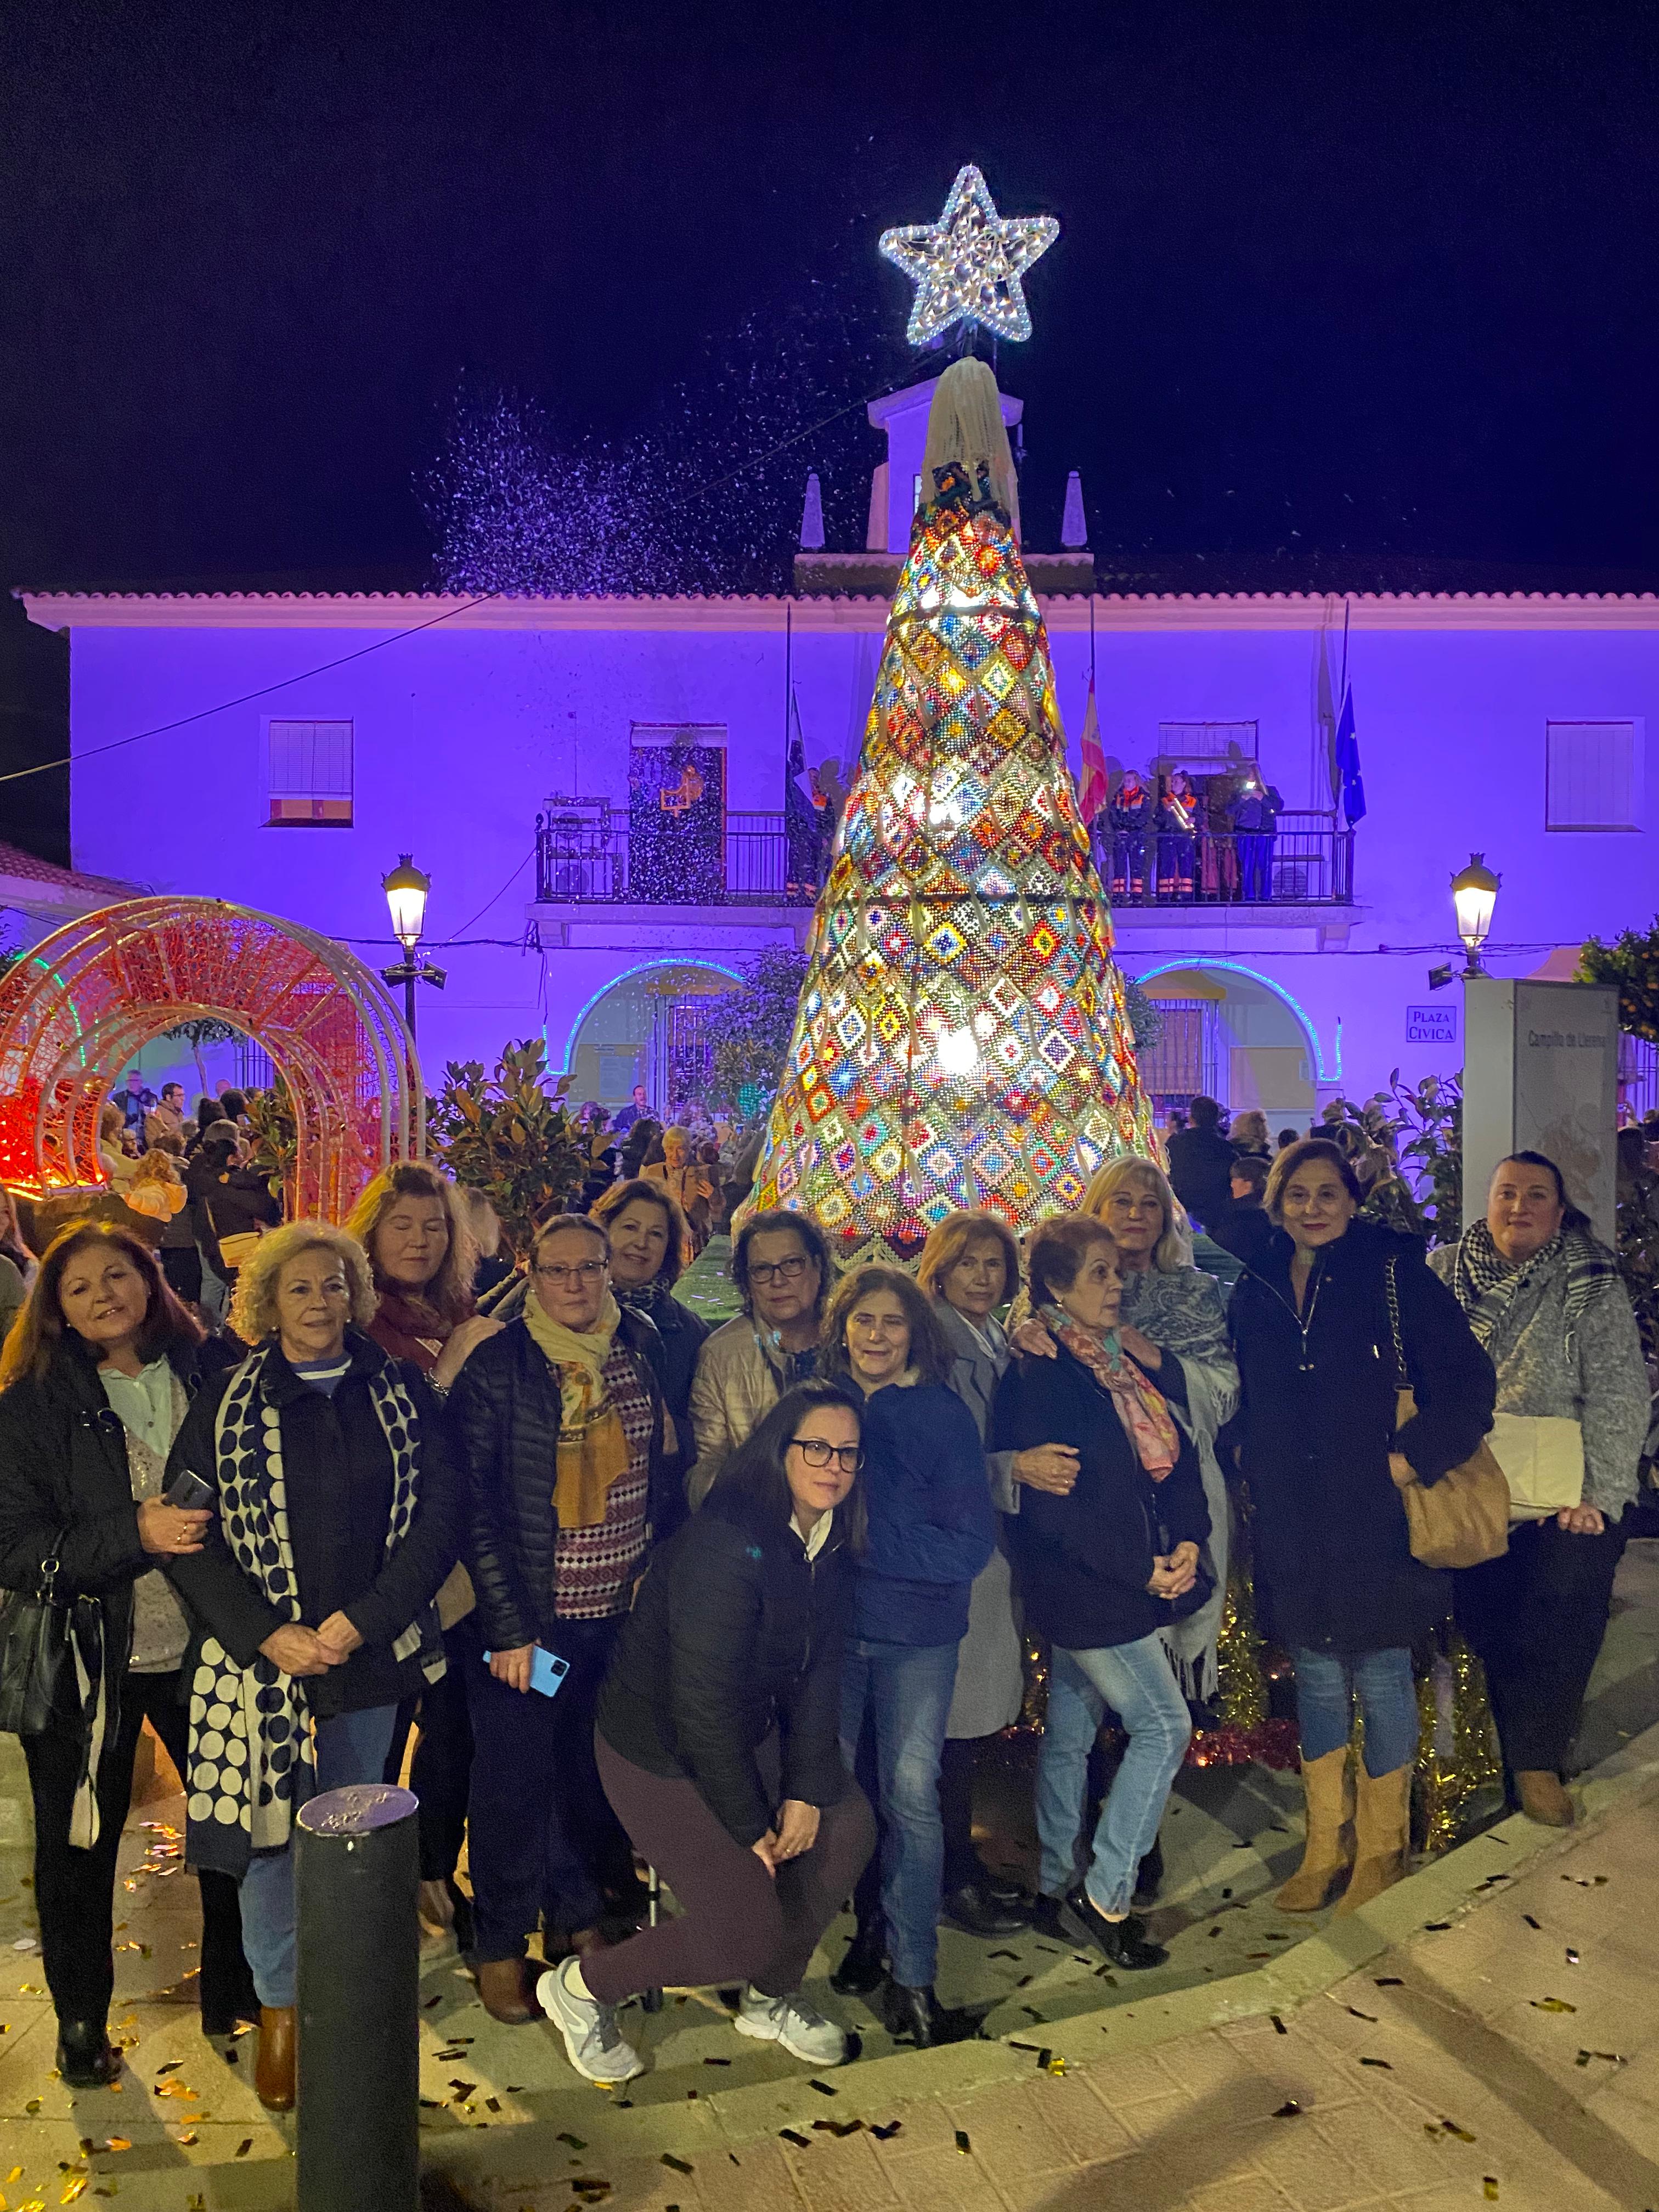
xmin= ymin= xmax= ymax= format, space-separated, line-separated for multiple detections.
xmin=1413 ymin=1625 xmax=1503 ymax=1854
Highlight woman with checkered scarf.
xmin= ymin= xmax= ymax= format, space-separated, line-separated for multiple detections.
xmin=164 ymin=1221 xmax=462 ymax=2113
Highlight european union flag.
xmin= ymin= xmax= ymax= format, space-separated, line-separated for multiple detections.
xmin=1334 ymin=681 xmax=1366 ymax=823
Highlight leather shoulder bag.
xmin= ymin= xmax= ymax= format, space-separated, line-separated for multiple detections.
xmin=0 ymin=1528 xmax=78 ymax=1737
xmin=1385 ymin=1256 xmax=1509 ymax=1571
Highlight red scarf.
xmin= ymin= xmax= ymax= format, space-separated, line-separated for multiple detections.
xmin=1039 ymin=1304 xmax=1180 ymax=1479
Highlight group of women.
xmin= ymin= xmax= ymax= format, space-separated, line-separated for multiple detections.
xmin=0 ymin=1131 xmax=1646 ymax=2109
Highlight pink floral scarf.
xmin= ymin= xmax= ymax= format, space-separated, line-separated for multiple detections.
xmin=1039 ymin=1304 xmax=1180 ymax=1479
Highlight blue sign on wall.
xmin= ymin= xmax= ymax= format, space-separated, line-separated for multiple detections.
xmin=1406 ymin=1004 xmax=1459 ymax=1045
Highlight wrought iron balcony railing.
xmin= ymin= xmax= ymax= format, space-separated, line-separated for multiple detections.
xmin=534 ymin=805 xmax=1355 ymax=909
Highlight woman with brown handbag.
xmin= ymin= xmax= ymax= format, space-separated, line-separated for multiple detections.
xmin=1209 ymin=1141 xmax=1496 ymax=1914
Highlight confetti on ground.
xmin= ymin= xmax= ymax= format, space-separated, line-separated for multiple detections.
xmin=870 ymin=2122 xmax=902 ymax=2141
xmin=1483 ymin=2180 xmax=1499 ymax=2201
xmin=556 ymin=2134 xmax=587 ymax=2151
xmin=1375 ymin=1977 xmax=1403 ymax=1988
xmin=1359 ymin=2058 xmax=1393 ymax=2069
xmin=12 ymin=1939 xmax=36 ymax=1953
xmin=778 ymin=2130 xmax=808 ymax=2148
xmin=1565 ymin=1948 xmax=1580 ymax=1965
xmin=806 ymin=2079 xmax=837 ymax=2096
xmin=1440 ymin=2121 xmax=1477 ymax=2142
xmin=1271 ymin=2015 xmax=1288 ymax=2035
xmin=1273 ymin=2101 xmax=1302 ymax=2118
xmin=1523 ymin=1915 xmax=1542 ymax=1930
xmin=1575 ymin=2051 xmax=1627 ymax=2068
xmin=954 ymin=2131 xmax=971 ymax=2155
xmin=1347 ymin=2007 xmax=1378 ymax=2022
xmin=812 ymin=2119 xmax=862 ymax=2138
xmin=1561 ymin=1876 xmax=1608 ymax=1887
xmin=1531 ymin=1999 xmax=1577 ymax=2014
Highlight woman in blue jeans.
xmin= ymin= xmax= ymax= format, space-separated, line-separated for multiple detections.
xmin=995 ymin=1216 xmax=1211 ymax=1970
xmin=1209 ymin=1142 xmax=1495 ymax=1915
xmin=821 ymin=1265 xmax=995 ymax=2047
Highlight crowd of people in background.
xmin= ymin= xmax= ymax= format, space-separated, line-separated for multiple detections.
xmin=0 ymin=1067 xmax=1651 ymax=2114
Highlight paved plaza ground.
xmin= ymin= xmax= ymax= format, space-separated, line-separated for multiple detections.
xmin=0 ymin=1538 xmax=1653 ymax=2208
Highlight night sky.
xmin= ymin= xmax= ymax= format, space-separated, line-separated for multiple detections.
xmin=6 ymin=1 xmax=1659 ymax=596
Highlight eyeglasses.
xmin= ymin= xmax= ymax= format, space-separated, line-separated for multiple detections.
xmin=789 ymin=1437 xmax=863 ymax=1473
xmin=534 ymin=1259 xmax=608 ymax=1284
xmin=749 ymin=1254 xmax=810 ymax=1286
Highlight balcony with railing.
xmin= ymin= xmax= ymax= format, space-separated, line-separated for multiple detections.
xmin=534 ymin=802 xmax=1354 ymax=910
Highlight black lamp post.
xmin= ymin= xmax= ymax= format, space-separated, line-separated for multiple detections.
xmin=380 ymin=855 xmax=445 ymax=1042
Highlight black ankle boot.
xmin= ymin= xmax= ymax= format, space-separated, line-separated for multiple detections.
xmin=57 ymin=2019 xmax=120 ymax=2089
xmin=1132 ymin=1835 xmax=1165 ymax=1909
xmin=200 ymin=1956 xmax=261 ymax=2038
xmin=829 ymin=1922 xmax=885 ymax=1997
xmin=878 ymin=1978 xmax=975 ymax=2048
xmin=941 ymin=1880 xmax=1030 ymax=1937
xmin=1067 ymin=1891 xmax=1168 ymax=1971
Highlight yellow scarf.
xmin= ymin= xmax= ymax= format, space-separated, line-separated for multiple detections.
xmin=523 ymin=1288 xmax=631 ymax=1530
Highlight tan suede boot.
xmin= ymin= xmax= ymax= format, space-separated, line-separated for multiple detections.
xmin=255 ymin=2006 xmax=296 ymax=2112
xmin=1334 ymin=1764 xmax=1413 ymax=1915
xmin=1274 ymin=1747 xmax=1356 ymax=1911
xmin=1516 ymin=1770 xmax=1575 ymax=1827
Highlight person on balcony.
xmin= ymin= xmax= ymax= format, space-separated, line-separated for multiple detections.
xmin=1202 ymin=775 xmax=1240 ymax=900
xmin=1233 ymin=773 xmax=1284 ymax=902
xmin=1156 ymin=772 xmax=1199 ymax=900
xmin=1108 ymin=771 xmax=1153 ymax=900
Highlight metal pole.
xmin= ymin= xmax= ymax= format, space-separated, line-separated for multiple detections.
xmin=295 ymin=1782 xmax=420 ymax=2212
xmin=404 ymin=968 xmax=417 ymax=1045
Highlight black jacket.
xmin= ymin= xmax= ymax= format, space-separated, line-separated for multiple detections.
xmin=1212 ymin=1206 xmax=1497 ymax=1654
xmin=0 ymin=1330 xmax=241 ymax=1736
xmin=596 ymin=1487 xmax=853 ymax=1846
xmin=164 ymin=1330 xmax=462 ymax=1718
xmin=994 ymin=1343 xmax=1211 ymax=1651
xmin=1166 ymin=1124 xmax=1240 ymax=1232
xmin=452 ymin=1309 xmax=673 ymax=1655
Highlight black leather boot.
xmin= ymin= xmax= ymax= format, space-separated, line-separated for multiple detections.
xmin=1067 ymin=1891 xmax=1168 ymax=1970
xmin=941 ymin=1880 xmax=1030 ymax=1936
xmin=1132 ymin=1835 xmax=1165 ymax=1909
xmin=829 ymin=1921 xmax=885 ymax=1997
xmin=57 ymin=2019 xmax=120 ymax=2089
xmin=878 ymin=1978 xmax=976 ymax=2048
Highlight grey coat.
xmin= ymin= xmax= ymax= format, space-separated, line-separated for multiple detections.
xmin=1430 ymin=1235 xmax=1649 ymax=1517
xmin=934 ymin=1299 xmax=1026 ymax=1740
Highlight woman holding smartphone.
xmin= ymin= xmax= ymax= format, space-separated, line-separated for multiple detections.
xmin=0 ymin=1222 xmax=255 ymax=2088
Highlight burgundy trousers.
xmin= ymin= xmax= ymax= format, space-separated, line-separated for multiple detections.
xmin=584 ymin=1732 xmax=874 ymax=2006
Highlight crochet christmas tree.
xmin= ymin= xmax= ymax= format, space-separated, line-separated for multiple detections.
xmin=747 ymin=359 xmax=1149 ymax=1246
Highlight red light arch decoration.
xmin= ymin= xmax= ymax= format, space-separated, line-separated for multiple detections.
xmin=0 ymin=898 xmax=421 ymax=1220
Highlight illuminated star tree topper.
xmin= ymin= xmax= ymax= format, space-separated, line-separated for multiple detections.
xmin=879 ymin=164 xmax=1059 ymax=347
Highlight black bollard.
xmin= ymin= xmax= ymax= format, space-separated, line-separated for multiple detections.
xmin=295 ymin=1782 xmax=420 ymax=2212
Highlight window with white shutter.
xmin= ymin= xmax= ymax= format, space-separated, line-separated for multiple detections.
xmin=266 ymin=719 xmax=353 ymax=826
xmin=1545 ymin=721 xmax=1641 ymax=831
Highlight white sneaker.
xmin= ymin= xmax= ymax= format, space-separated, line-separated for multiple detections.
xmin=732 ymin=1986 xmax=848 ymax=2066
xmin=536 ymin=1957 xmax=645 ymax=2084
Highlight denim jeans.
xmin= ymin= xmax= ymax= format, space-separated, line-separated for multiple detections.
xmin=840 ymin=1637 xmax=959 ymax=1989
xmin=1036 ymin=1637 xmax=1191 ymax=1917
xmin=239 ymin=1702 xmax=398 ymax=2008
xmin=1292 ymin=1646 xmax=1417 ymax=1777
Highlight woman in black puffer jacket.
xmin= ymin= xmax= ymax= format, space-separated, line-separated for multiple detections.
xmin=1209 ymin=1141 xmax=1496 ymax=1917
xmin=535 ymin=1381 xmax=875 ymax=2086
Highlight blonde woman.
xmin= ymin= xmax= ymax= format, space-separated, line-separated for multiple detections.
xmin=163 ymin=1222 xmax=462 ymax=2110
xmin=915 ymin=1210 xmax=1076 ymax=1937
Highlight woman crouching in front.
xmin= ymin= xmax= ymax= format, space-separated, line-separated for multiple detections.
xmin=539 ymin=1381 xmax=876 ymax=2083
xmin=993 ymin=1217 xmax=1211 ymax=1970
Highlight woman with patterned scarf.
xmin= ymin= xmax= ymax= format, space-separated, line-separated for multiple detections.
xmin=993 ymin=1216 xmax=1211 ymax=1973
xmin=1432 ymin=1153 xmax=1649 ymax=1827
xmin=164 ymin=1222 xmax=461 ymax=2112
xmin=451 ymin=1213 xmax=676 ymax=2036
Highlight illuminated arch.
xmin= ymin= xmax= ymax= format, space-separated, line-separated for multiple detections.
xmin=0 ymin=898 xmax=421 ymax=1220
xmin=551 ymin=957 xmax=748 ymax=1078
xmin=1135 ymin=957 xmax=1337 ymax=1085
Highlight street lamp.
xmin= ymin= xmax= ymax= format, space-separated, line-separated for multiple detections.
xmin=380 ymin=855 xmax=446 ymax=1042
xmin=1451 ymin=852 xmax=1500 ymax=978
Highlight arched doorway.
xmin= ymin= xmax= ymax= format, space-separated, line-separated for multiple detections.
xmin=1136 ymin=961 xmax=1322 ymax=1127
xmin=561 ymin=962 xmax=745 ymax=1118
xmin=0 ymin=898 xmax=420 ymax=1220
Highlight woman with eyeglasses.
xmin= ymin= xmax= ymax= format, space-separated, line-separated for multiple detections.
xmin=687 ymin=1210 xmax=833 ymax=1505
xmin=452 ymin=1213 xmax=678 ymax=2025
xmin=541 ymin=1381 xmax=876 ymax=2082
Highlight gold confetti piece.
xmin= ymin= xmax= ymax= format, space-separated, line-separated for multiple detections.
xmin=1273 ymin=2101 xmax=1301 ymax=2119
xmin=484 ymin=2097 xmax=500 ymax=2114
xmin=18 ymin=1987 xmax=41 ymax=1997
xmin=1358 ymin=2057 xmax=1392 ymax=2070
xmin=806 ymin=2078 xmax=837 ymax=2096
xmin=1530 ymin=1998 xmax=1576 ymax=2014
xmin=1045 ymin=2056 xmax=1067 ymax=2076
xmin=954 ymin=2131 xmax=971 ymax=2155
xmin=1523 ymin=1915 xmax=1541 ymax=1929
xmin=1441 ymin=2121 xmax=1476 ymax=2142
xmin=172 ymin=2134 xmax=196 ymax=2148
xmin=24 ymin=2102 xmax=40 ymax=2117
xmin=1565 ymin=1948 xmax=1580 ymax=1965
xmin=778 ymin=2130 xmax=808 ymax=2148
xmin=234 ymin=2141 xmax=252 ymax=2159
xmin=1483 ymin=2181 xmax=1498 ymax=2202
xmin=660 ymin=2155 xmax=693 ymax=2176
xmin=155 ymin=2082 xmax=196 ymax=2099
xmin=101 ymin=2145 xmax=128 ymax=2158
xmin=1347 ymin=2007 xmax=1378 ymax=2022
xmin=8 ymin=2170 xmax=22 ymax=2185
xmin=153 ymin=2062 xmax=183 ymax=2076
xmin=60 ymin=2183 xmax=87 ymax=2204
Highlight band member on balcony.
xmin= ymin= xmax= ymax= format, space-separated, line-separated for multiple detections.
xmin=1108 ymin=771 xmax=1153 ymax=900
xmin=1156 ymin=772 xmax=1199 ymax=900
xmin=1201 ymin=775 xmax=1240 ymax=901
xmin=1233 ymin=774 xmax=1284 ymax=902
